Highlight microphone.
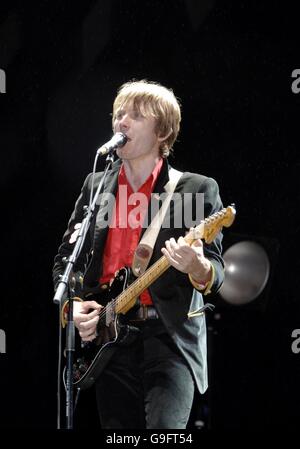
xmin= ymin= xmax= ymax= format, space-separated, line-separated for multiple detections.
xmin=97 ymin=132 xmax=128 ymax=156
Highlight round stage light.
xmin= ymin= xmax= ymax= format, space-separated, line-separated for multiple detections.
xmin=219 ymin=241 xmax=270 ymax=305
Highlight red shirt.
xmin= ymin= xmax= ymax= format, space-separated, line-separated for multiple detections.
xmin=99 ymin=158 xmax=163 ymax=304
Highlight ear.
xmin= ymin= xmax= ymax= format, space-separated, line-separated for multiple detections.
xmin=157 ymin=128 xmax=172 ymax=144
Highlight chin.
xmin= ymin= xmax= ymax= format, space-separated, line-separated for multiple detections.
xmin=117 ymin=149 xmax=130 ymax=160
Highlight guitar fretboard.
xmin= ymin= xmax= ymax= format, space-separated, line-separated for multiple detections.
xmin=115 ymin=255 xmax=170 ymax=314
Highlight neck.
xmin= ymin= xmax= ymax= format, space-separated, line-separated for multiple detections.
xmin=122 ymin=155 xmax=161 ymax=191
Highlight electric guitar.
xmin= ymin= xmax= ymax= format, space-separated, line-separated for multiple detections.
xmin=69 ymin=205 xmax=236 ymax=390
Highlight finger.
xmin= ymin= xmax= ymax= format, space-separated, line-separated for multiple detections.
xmin=86 ymin=308 xmax=101 ymax=320
xmin=81 ymin=300 xmax=102 ymax=312
xmin=164 ymin=242 xmax=185 ymax=262
xmin=69 ymin=224 xmax=81 ymax=244
xmin=80 ymin=330 xmax=97 ymax=341
xmin=161 ymin=247 xmax=180 ymax=267
xmin=79 ymin=320 xmax=98 ymax=334
xmin=164 ymin=240 xmax=174 ymax=256
xmin=177 ymin=236 xmax=189 ymax=247
xmin=169 ymin=238 xmax=179 ymax=250
xmin=69 ymin=232 xmax=79 ymax=244
xmin=79 ymin=315 xmax=99 ymax=331
xmin=82 ymin=300 xmax=102 ymax=309
xmin=75 ymin=308 xmax=100 ymax=323
xmin=192 ymin=239 xmax=204 ymax=250
xmin=175 ymin=246 xmax=195 ymax=259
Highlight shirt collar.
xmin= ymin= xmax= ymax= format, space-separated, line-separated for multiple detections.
xmin=118 ymin=158 xmax=164 ymax=192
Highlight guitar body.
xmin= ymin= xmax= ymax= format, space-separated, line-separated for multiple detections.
xmin=72 ymin=267 xmax=140 ymax=390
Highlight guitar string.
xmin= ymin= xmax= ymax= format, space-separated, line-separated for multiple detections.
xmin=96 ymin=255 xmax=169 ymax=323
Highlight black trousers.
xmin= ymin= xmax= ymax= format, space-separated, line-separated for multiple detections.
xmin=95 ymin=319 xmax=195 ymax=429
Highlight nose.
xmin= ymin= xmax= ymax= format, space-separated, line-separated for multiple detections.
xmin=118 ymin=113 xmax=130 ymax=132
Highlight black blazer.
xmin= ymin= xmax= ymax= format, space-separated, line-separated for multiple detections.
xmin=53 ymin=158 xmax=224 ymax=393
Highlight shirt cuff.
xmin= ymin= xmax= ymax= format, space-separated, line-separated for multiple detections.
xmin=188 ymin=262 xmax=215 ymax=296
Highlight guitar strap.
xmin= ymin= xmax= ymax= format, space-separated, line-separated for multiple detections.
xmin=132 ymin=167 xmax=183 ymax=277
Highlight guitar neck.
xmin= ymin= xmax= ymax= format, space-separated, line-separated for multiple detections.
xmin=113 ymin=205 xmax=236 ymax=315
xmin=115 ymin=255 xmax=170 ymax=314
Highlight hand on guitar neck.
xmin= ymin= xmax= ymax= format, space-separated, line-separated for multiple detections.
xmin=161 ymin=235 xmax=212 ymax=285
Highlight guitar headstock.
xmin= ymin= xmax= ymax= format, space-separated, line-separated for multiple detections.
xmin=187 ymin=204 xmax=236 ymax=244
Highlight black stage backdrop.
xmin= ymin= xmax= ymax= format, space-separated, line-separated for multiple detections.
xmin=0 ymin=0 xmax=299 ymax=431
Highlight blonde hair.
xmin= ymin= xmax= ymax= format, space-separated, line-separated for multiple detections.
xmin=112 ymin=80 xmax=181 ymax=157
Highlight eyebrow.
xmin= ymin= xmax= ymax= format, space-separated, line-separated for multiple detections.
xmin=114 ymin=107 xmax=145 ymax=117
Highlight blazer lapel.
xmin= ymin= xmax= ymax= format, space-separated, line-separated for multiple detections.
xmin=93 ymin=159 xmax=121 ymax=252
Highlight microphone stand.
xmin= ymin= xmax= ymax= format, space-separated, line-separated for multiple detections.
xmin=53 ymin=150 xmax=115 ymax=429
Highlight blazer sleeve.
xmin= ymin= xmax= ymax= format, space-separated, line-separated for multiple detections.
xmin=201 ymin=176 xmax=225 ymax=293
xmin=52 ymin=173 xmax=92 ymax=289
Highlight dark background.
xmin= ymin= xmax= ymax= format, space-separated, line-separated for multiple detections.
xmin=1 ymin=0 xmax=300 ymax=430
